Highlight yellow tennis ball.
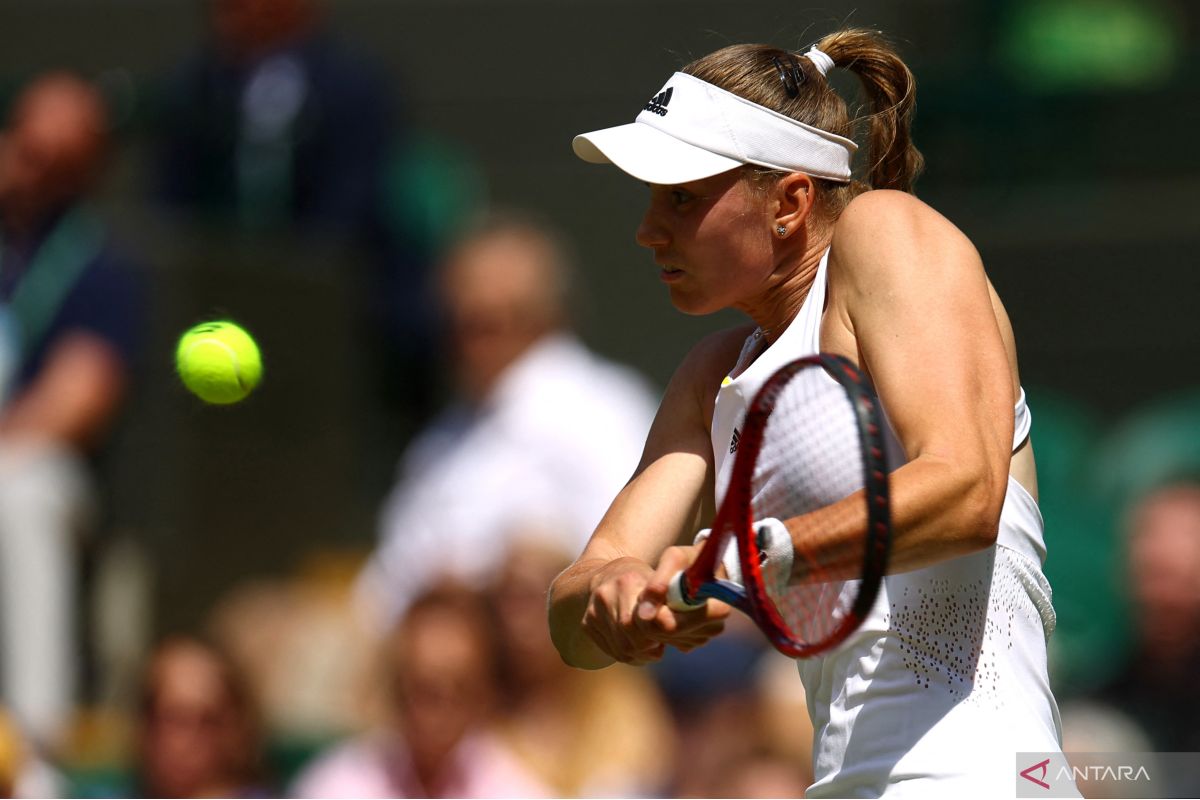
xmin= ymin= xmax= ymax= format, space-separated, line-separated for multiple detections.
xmin=175 ymin=320 xmax=262 ymax=404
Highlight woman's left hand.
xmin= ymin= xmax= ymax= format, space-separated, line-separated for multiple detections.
xmin=635 ymin=543 xmax=732 ymax=653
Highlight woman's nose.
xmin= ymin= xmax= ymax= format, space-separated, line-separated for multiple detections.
xmin=635 ymin=206 xmax=669 ymax=250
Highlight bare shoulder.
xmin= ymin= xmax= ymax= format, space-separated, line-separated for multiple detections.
xmin=668 ymin=324 xmax=755 ymax=421
xmin=831 ymin=190 xmax=982 ymax=286
xmin=838 ymin=189 xmax=956 ymax=231
xmin=633 ymin=323 xmax=754 ymax=482
xmin=679 ymin=324 xmax=755 ymax=384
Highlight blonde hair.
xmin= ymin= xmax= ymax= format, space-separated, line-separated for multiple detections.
xmin=683 ymin=28 xmax=924 ymax=218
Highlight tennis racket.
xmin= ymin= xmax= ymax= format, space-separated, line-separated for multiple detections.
xmin=667 ymin=353 xmax=892 ymax=658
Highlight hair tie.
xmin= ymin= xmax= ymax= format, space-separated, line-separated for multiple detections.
xmin=804 ymin=46 xmax=835 ymax=77
xmin=771 ymin=55 xmax=805 ymax=98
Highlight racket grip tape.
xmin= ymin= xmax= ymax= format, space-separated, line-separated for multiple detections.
xmin=666 ymin=570 xmax=704 ymax=611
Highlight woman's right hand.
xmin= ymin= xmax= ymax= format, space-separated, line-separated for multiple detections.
xmin=582 ymin=551 xmax=731 ymax=664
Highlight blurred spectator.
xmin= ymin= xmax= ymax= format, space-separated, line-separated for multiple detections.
xmin=652 ymin=639 xmax=771 ymax=798
xmin=487 ymin=536 xmax=673 ymax=796
xmin=206 ymin=554 xmax=376 ymax=745
xmin=157 ymin=0 xmax=394 ymax=236
xmin=132 ymin=635 xmax=269 ymax=798
xmin=1094 ymin=478 xmax=1200 ymax=752
xmin=1059 ymin=700 xmax=1159 ymax=800
xmin=647 ymin=628 xmax=813 ymax=797
xmin=0 ymin=714 xmax=10 ymax=799
xmin=717 ymin=749 xmax=813 ymax=799
xmin=1092 ymin=388 xmax=1200 ymax=513
xmin=753 ymin=650 xmax=815 ymax=792
xmin=355 ymin=213 xmax=657 ymax=630
xmin=291 ymin=585 xmax=550 ymax=798
xmin=0 ymin=708 xmax=62 ymax=798
xmin=0 ymin=72 xmax=143 ymax=749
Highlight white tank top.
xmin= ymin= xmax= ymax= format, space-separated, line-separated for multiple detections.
xmin=711 ymin=248 xmax=1072 ymax=797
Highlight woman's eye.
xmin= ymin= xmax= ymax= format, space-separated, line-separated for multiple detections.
xmin=670 ymin=190 xmax=691 ymax=205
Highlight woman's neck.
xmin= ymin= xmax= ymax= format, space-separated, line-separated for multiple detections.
xmin=735 ymin=235 xmax=831 ymax=344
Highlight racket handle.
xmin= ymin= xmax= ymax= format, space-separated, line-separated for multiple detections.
xmin=666 ymin=570 xmax=704 ymax=611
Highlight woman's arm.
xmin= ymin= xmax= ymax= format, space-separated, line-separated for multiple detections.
xmin=548 ymin=329 xmax=744 ymax=669
xmin=785 ymin=190 xmax=1015 ymax=578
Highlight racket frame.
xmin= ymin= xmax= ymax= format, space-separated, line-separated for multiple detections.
xmin=676 ymin=353 xmax=892 ymax=658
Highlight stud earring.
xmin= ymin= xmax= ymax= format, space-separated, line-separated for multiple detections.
xmin=776 ymin=225 xmax=788 ymax=237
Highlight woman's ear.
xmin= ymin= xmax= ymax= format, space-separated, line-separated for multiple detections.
xmin=772 ymin=172 xmax=816 ymax=238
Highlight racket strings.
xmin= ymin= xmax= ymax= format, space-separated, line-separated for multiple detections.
xmin=749 ymin=366 xmax=871 ymax=646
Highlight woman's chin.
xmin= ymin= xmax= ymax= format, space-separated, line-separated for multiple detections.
xmin=667 ymin=288 xmax=722 ymax=316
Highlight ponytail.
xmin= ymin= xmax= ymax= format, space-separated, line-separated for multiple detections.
xmin=815 ymin=29 xmax=924 ymax=193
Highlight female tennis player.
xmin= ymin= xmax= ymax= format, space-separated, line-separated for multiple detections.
xmin=547 ymin=28 xmax=1076 ymax=797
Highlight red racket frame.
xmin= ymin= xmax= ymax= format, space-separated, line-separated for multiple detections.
xmin=676 ymin=353 xmax=892 ymax=658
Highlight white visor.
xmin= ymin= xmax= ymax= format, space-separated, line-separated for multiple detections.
xmin=573 ymin=72 xmax=856 ymax=184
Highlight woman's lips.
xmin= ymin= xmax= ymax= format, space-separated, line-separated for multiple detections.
xmin=657 ymin=260 xmax=684 ymax=283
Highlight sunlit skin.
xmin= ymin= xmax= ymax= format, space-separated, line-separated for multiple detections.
xmin=636 ymin=169 xmax=827 ymax=340
xmin=550 ymin=169 xmax=842 ymax=666
xmin=549 ymin=169 xmax=1027 ymax=669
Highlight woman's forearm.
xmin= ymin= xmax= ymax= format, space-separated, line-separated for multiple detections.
xmin=787 ymin=453 xmax=1008 ymax=581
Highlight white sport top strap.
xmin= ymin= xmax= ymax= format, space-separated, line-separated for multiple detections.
xmin=794 ymin=244 xmax=829 ymax=354
xmin=1013 ymin=387 xmax=1031 ymax=451
xmin=719 ymin=245 xmax=1032 ymax=457
xmin=788 ymin=246 xmax=1031 ymax=455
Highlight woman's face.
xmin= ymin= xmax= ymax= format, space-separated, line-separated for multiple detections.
xmin=635 ymin=167 xmax=776 ymax=315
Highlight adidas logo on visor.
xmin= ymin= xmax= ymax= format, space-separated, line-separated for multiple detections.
xmin=644 ymin=86 xmax=673 ymax=116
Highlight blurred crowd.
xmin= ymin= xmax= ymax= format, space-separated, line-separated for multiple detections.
xmin=2 ymin=0 xmax=1200 ymax=798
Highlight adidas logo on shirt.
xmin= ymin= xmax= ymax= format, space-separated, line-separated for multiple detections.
xmin=644 ymin=86 xmax=673 ymax=116
xmin=729 ymin=427 xmax=740 ymax=454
